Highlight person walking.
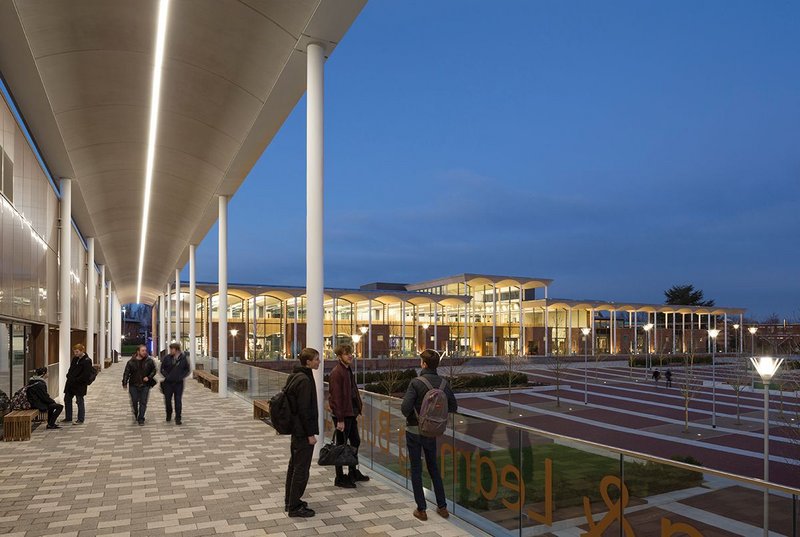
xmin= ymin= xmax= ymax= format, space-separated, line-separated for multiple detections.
xmin=284 ymin=348 xmax=320 ymax=518
xmin=63 ymin=344 xmax=93 ymax=424
xmin=122 ymin=345 xmax=157 ymax=426
xmin=26 ymin=367 xmax=63 ymax=429
xmin=665 ymin=368 xmax=673 ymax=388
xmin=652 ymin=368 xmax=661 ymax=385
xmin=161 ymin=342 xmax=190 ymax=425
xmin=328 ymin=344 xmax=369 ymax=488
xmin=401 ymin=349 xmax=458 ymax=521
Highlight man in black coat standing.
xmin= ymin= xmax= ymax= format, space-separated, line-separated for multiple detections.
xmin=27 ymin=367 xmax=63 ymax=429
xmin=63 ymin=344 xmax=93 ymax=424
xmin=284 ymin=347 xmax=320 ymax=518
xmin=161 ymin=342 xmax=190 ymax=425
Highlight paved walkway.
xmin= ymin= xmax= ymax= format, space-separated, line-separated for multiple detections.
xmin=0 ymin=363 xmax=478 ymax=537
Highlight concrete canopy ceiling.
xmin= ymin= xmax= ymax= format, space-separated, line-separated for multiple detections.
xmin=0 ymin=0 xmax=365 ymax=304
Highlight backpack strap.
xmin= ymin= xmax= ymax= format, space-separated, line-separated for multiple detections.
xmin=415 ymin=375 xmax=434 ymax=391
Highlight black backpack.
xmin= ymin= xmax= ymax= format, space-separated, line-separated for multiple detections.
xmin=268 ymin=373 xmax=301 ymax=435
xmin=87 ymin=364 xmax=98 ymax=385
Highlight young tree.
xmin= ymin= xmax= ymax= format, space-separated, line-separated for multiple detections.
xmin=726 ymin=357 xmax=751 ymax=425
xmin=546 ymin=352 xmax=570 ymax=408
xmin=503 ymin=353 xmax=529 ymax=412
xmin=679 ymin=350 xmax=700 ymax=433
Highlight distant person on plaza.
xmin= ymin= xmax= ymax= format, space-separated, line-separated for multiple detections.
xmin=63 ymin=343 xmax=93 ymax=424
xmin=665 ymin=369 xmax=673 ymax=388
xmin=328 ymin=344 xmax=368 ymax=488
xmin=284 ymin=348 xmax=320 ymax=518
xmin=652 ymin=368 xmax=661 ymax=385
xmin=27 ymin=367 xmax=63 ymax=429
xmin=161 ymin=342 xmax=190 ymax=425
xmin=122 ymin=345 xmax=157 ymax=426
xmin=401 ymin=349 xmax=458 ymax=521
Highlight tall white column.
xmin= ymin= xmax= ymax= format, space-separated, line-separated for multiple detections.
xmin=166 ymin=282 xmax=171 ymax=343
xmin=157 ymin=296 xmax=163 ymax=355
xmin=189 ymin=244 xmax=196 ymax=370
xmin=544 ymin=287 xmax=549 ymax=356
xmin=293 ymin=297 xmax=299 ymax=357
xmin=672 ymin=312 xmax=677 ymax=353
xmin=567 ymin=308 xmax=572 ymax=355
xmin=519 ymin=287 xmax=524 ymax=355
xmin=368 ymin=299 xmax=373 ymax=358
xmin=653 ymin=312 xmax=658 ymax=354
xmin=175 ymin=268 xmax=181 ymax=345
xmin=724 ymin=313 xmax=728 ymax=353
xmin=86 ymin=238 xmax=96 ymax=363
xmin=58 ymin=178 xmax=72 ymax=395
xmin=590 ymin=308 xmax=596 ymax=355
xmin=401 ymin=301 xmax=406 ymax=354
xmin=208 ymin=296 xmax=213 ymax=358
xmin=99 ymin=265 xmax=106 ymax=369
xmin=306 ymin=41 xmax=326 ymax=437
xmin=492 ymin=284 xmax=497 ymax=356
xmin=107 ymin=282 xmax=112 ymax=360
xmin=433 ymin=304 xmax=438 ymax=351
xmin=739 ymin=313 xmax=744 ymax=353
xmin=218 ymin=195 xmax=229 ymax=397
xmin=112 ymin=290 xmax=121 ymax=357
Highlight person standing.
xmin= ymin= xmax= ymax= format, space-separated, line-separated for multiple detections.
xmin=161 ymin=342 xmax=190 ymax=425
xmin=63 ymin=344 xmax=93 ymax=424
xmin=401 ymin=349 xmax=458 ymax=521
xmin=27 ymin=367 xmax=63 ymax=429
xmin=328 ymin=344 xmax=369 ymax=488
xmin=665 ymin=368 xmax=673 ymax=388
xmin=122 ymin=345 xmax=157 ymax=426
xmin=284 ymin=348 xmax=320 ymax=518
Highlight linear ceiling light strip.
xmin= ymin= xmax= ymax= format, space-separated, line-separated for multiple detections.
xmin=136 ymin=0 xmax=171 ymax=303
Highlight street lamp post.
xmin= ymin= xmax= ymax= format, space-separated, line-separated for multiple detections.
xmin=581 ymin=327 xmax=591 ymax=404
xmin=733 ymin=323 xmax=740 ymax=355
xmin=708 ymin=328 xmax=719 ymax=428
xmin=422 ymin=323 xmax=430 ymax=351
xmin=643 ymin=323 xmax=653 ymax=377
xmin=230 ymin=329 xmax=238 ymax=362
xmin=750 ymin=356 xmax=784 ymax=537
xmin=749 ymin=326 xmax=758 ymax=355
xmin=352 ymin=333 xmax=362 ymax=386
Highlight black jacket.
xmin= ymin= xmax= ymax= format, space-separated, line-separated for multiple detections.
xmin=65 ymin=354 xmax=93 ymax=396
xmin=123 ymin=357 xmax=157 ymax=388
xmin=161 ymin=352 xmax=190 ymax=383
xmin=26 ymin=377 xmax=56 ymax=411
xmin=401 ymin=368 xmax=458 ymax=427
xmin=289 ymin=366 xmax=319 ymax=438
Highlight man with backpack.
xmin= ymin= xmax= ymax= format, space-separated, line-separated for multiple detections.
xmin=26 ymin=367 xmax=63 ymax=429
xmin=401 ymin=349 xmax=458 ymax=521
xmin=63 ymin=344 xmax=94 ymax=424
xmin=283 ymin=348 xmax=320 ymax=518
xmin=328 ymin=344 xmax=368 ymax=488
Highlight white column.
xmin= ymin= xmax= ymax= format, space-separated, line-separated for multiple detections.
xmin=166 ymin=282 xmax=171 ymax=343
xmin=218 ymin=195 xmax=229 ymax=397
xmin=632 ymin=312 xmax=637 ymax=353
xmin=293 ymin=297 xmax=299 ymax=357
xmin=189 ymin=244 xmax=196 ymax=370
xmin=401 ymin=301 xmax=406 ymax=354
xmin=672 ymin=313 xmax=677 ymax=353
xmin=208 ymin=296 xmax=213 ymax=358
xmin=590 ymin=308 xmax=596 ymax=355
xmin=492 ymin=284 xmax=497 ymax=356
xmin=58 ymin=178 xmax=72 ymax=395
xmin=175 ymin=268 xmax=181 ymax=346
xmin=112 ymin=291 xmax=122 ymax=357
xmin=86 ymin=238 xmax=96 ymax=363
xmin=739 ymin=313 xmax=744 ymax=353
xmin=519 ymin=287 xmax=524 ymax=355
xmin=433 ymin=304 xmax=438 ymax=351
xmin=567 ymin=308 xmax=572 ymax=355
xmin=611 ymin=310 xmax=616 ymax=354
xmin=724 ymin=313 xmax=728 ymax=353
xmin=331 ymin=298 xmax=337 ymax=352
xmin=653 ymin=312 xmax=658 ymax=354
xmin=161 ymin=290 xmax=166 ymax=352
xmin=107 ymin=282 xmax=113 ymax=360
xmin=99 ymin=265 xmax=106 ymax=368
xmin=306 ymin=41 xmax=325 ymax=437
xmin=543 ymin=303 xmax=549 ymax=356
xmin=368 ymin=299 xmax=373 ymax=358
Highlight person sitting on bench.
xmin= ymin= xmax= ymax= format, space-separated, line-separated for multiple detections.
xmin=27 ymin=367 xmax=64 ymax=430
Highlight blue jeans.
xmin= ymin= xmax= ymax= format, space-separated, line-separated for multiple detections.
xmin=406 ymin=431 xmax=447 ymax=511
xmin=129 ymin=385 xmax=151 ymax=421
xmin=64 ymin=392 xmax=85 ymax=422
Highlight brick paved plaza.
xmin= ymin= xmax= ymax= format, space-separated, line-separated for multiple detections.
xmin=0 ymin=364 xmax=480 ymax=537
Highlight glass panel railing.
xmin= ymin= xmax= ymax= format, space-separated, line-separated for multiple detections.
xmin=198 ymin=359 xmax=800 ymax=537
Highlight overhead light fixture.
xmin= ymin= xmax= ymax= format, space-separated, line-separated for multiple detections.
xmin=136 ymin=0 xmax=171 ymax=303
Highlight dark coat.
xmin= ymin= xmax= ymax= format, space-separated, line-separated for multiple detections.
xmin=122 ymin=357 xmax=157 ymax=388
xmin=328 ymin=361 xmax=362 ymax=419
xmin=401 ymin=368 xmax=458 ymax=427
xmin=65 ymin=354 xmax=93 ymax=396
xmin=289 ymin=366 xmax=319 ymax=438
xmin=26 ymin=378 xmax=56 ymax=411
xmin=161 ymin=352 xmax=190 ymax=383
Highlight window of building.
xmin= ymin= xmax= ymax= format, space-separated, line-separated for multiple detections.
xmin=0 ymin=147 xmax=13 ymax=202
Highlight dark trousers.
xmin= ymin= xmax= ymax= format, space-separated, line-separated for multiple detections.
xmin=285 ymin=435 xmax=314 ymax=511
xmin=332 ymin=416 xmax=360 ymax=479
xmin=64 ymin=391 xmax=85 ymax=421
xmin=129 ymin=385 xmax=151 ymax=421
xmin=406 ymin=431 xmax=447 ymax=511
xmin=46 ymin=403 xmax=63 ymax=426
xmin=163 ymin=381 xmax=184 ymax=419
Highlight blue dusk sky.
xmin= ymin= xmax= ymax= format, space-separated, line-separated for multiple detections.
xmin=189 ymin=1 xmax=800 ymax=320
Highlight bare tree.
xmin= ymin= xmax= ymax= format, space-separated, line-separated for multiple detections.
xmin=546 ymin=353 xmax=570 ymax=408
xmin=504 ymin=353 xmax=529 ymax=412
xmin=726 ymin=357 xmax=751 ymax=425
xmin=679 ymin=350 xmax=699 ymax=433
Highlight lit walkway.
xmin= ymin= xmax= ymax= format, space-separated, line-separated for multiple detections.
xmin=0 ymin=363 xmax=478 ymax=537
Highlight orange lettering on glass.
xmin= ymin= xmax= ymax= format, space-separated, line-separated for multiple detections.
xmin=525 ymin=458 xmax=553 ymax=526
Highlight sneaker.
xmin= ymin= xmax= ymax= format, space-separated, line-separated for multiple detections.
xmin=413 ymin=509 xmax=427 ymax=521
xmin=288 ymin=507 xmax=315 ymax=518
xmin=175 ymin=418 xmax=182 ymax=425
xmin=46 ymin=424 xmax=61 ymax=430
xmin=436 ymin=506 xmax=449 ymax=519
xmin=334 ymin=477 xmax=356 ymax=489
xmin=284 ymin=501 xmax=308 ymax=512
xmin=351 ymin=470 xmax=370 ymax=482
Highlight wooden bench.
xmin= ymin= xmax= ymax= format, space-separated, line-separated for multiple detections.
xmin=253 ymin=399 xmax=270 ymax=420
xmin=193 ymin=370 xmax=219 ymax=393
xmin=3 ymin=409 xmax=41 ymax=441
